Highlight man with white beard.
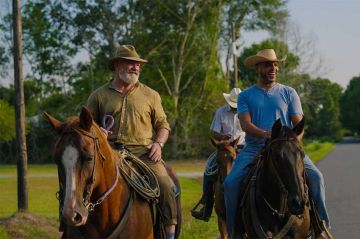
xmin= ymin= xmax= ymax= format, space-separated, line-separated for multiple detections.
xmin=87 ymin=45 xmax=177 ymax=239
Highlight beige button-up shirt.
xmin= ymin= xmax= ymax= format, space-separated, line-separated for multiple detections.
xmin=87 ymin=81 xmax=170 ymax=155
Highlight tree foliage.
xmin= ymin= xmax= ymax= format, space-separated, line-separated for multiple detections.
xmin=0 ymin=99 xmax=15 ymax=142
xmin=0 ymin=0 xmax=348 ymax=163
xmin=340 ymin=75 xmax=360 ymax=135
xmin=298 ymin=77 xmax=343 ymax=140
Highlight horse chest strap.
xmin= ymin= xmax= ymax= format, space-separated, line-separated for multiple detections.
xmin=107 ymin=191 xmax=135 ymax=239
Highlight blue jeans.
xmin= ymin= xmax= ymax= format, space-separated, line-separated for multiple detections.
xmin=223 ymin=144 xmax=330 ymax=234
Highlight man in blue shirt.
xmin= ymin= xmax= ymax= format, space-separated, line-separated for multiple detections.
xmin=224 ymin=49 xmax=330 ymax=238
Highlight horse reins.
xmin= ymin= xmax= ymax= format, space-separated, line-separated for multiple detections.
xmin=59 ymin=126 xmax=119 ymax=212
xmin=249 ymin=137 xmax=308 ymax=239
xmin=263 ymin=138 xmax=307 ymax=218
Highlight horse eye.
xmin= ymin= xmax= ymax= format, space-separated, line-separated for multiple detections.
xmin=82 ymin=154 xmax=93 ymax=162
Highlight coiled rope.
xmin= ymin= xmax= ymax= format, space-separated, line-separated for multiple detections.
xmin=118 ymin=149 xmax=160 ymax=203
xmin=204 ymin=151 xmax=218 ymax=176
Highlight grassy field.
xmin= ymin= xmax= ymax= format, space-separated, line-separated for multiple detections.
xmin=0 ymin=141 xmax=335 ymax=238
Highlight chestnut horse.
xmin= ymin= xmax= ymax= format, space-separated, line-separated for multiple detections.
xmin=234 ymin=118 xmax=312 ymax=239
xmin=212 ymin=137 xmax=239 ymax=239
xmin=44 ymin=106 xmax=181 ymax=239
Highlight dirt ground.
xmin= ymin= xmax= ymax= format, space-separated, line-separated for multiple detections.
xmin=0 ymin=212 xmax=61 ymax=239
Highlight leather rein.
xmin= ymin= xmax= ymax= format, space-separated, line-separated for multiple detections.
xmin=250 ymin=137 xmax=308 ymax=239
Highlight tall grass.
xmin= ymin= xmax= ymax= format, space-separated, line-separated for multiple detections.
xmin=305 ymin=142 xmax=335 ymax=163
xmin=0 ymin=165 xmax=221 ymax=238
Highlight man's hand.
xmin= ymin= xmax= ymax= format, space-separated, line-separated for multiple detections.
xmin=263 ymin=130 xmax=271 ymax=139
xmin=100 ymin=127 xmax=112 ymax=138
xmin=146 ymin=142 xmax=162 ymax=162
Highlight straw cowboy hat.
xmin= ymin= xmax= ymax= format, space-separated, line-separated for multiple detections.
xmin=108 ymin=45 xmax=148 ymax=71
xmin=223 ymin=88 xmax=241 ymax=108
xmin=243 ymin=49 xmax=286 ymax=69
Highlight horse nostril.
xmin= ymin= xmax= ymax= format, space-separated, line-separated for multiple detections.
xmin=73 ymin=212 xmax=83 ymax=223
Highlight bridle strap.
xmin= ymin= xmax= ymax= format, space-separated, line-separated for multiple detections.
xmin=60 ymin=126 xmax=119 ymax=212
xmin=86 ymin=162 xmax=119 ymax=212
xmin=250 ymin=137 xmax=307 ymax=237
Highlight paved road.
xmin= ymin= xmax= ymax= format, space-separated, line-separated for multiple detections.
xmin=316 ymin=142 xmax=360 ymax=238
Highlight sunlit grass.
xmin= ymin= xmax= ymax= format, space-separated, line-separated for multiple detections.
xmin=0 ymin=164 xmax=221 ymax=238
xmin=305 ymin=142 xmax=335 ymax=163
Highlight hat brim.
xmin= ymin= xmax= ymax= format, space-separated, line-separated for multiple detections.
xmin=108 ymin=57 xmax=148 ymax=71
xmin=223 ymin=93 xmax=237 ymax=108
xmin=244 ymin=55 xmax=286 ymax=69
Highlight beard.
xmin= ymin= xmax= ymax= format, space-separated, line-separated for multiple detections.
xmin=118 ymin=71 xmax=139 ymax=84
xmin=259 ymin=72 xmax=277 ymax=84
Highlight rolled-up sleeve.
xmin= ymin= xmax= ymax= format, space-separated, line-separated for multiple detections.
xmin=151 ymin=92 xmax=171 ymax=132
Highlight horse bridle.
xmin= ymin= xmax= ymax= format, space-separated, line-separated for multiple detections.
xmin=262 ymin=138 xmax=307 ymax=218
xmin=248 ymin=138 xmax=308 ymax=239
xmin=57 ymin=126 xmax=119 ymax=212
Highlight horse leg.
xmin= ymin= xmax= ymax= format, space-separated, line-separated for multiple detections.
xmin=217 ymin=216 xmax=228 ymax=239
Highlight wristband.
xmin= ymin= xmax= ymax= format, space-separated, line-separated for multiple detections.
xmin=157 ymin=142 xmax=164 ymax=148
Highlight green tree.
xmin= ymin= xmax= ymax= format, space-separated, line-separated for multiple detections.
xmin=340 ymin=75 xmax=360 ymax=135
xmin=304 ymin=78 xmax=343 ymax=140
xmin=0 ymin=99 xmax=15 ymax=142
xmin=1 ymin=0 xmax=291 ymax=159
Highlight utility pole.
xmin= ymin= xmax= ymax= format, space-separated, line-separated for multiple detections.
xmin=12 ymin=0 xmax=28 ymax=211
xmin=231 ymin=23 xmax=238 ymax=88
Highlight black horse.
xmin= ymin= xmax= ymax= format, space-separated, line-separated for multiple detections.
xmin=234 ymin=118 xmax=314 ymax=238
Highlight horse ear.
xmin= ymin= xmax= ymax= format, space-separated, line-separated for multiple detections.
xmin=293 ymin=116 xmax=305 ymax=136
xmin=271 ymin=118 xmax=282 ymax=139
xmin=211 ymin=138 xmax=219 ymax=147
xmin=79 ymin=106 xmax=93 ymax=131
xmin=43 ymin=112 xmax=63 ymax=134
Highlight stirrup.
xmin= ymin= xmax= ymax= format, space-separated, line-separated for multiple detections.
xmin=191 ymin=198 xmax=204 ymax=214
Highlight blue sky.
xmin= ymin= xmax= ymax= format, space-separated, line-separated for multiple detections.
xmin=243 ymin=0 xmax=360 ymax=89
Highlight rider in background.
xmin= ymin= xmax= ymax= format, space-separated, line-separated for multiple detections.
xmin=191 ymin=88 xmax=246 ymax=221
xmin=87 ymin=45 xmax=177 ymax=239
xmin=223 ymin=49 xmax=330 ymax=238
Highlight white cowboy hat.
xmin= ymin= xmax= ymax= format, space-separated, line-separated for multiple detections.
xmin=223 ymin=88 xmax=241 ymax=108
xmin=243 ymin=49 xmax=286 ymax=69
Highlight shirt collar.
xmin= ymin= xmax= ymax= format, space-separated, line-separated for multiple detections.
xmin=108 ymin=79 xmax=140 ymax=94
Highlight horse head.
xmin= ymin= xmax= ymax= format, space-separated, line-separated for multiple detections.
xmin=211 ymin=137 xmax=239 ymax=181
xmin=44 ymin=106 xmax=117 ymax=227
xmin=265 ymin=118 xmax=307 ymax=216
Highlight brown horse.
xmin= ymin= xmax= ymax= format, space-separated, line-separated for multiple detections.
xmin=212 ymin=137 xmax=239 ymax=239
xmin=44 ymin=106 xmax=181 ymax=239
xmin=234 ymin=118 xmax=312 ymax=239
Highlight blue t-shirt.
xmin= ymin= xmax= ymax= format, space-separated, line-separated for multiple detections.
xmin=237 ymin=83 xmax=303 ymax=146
